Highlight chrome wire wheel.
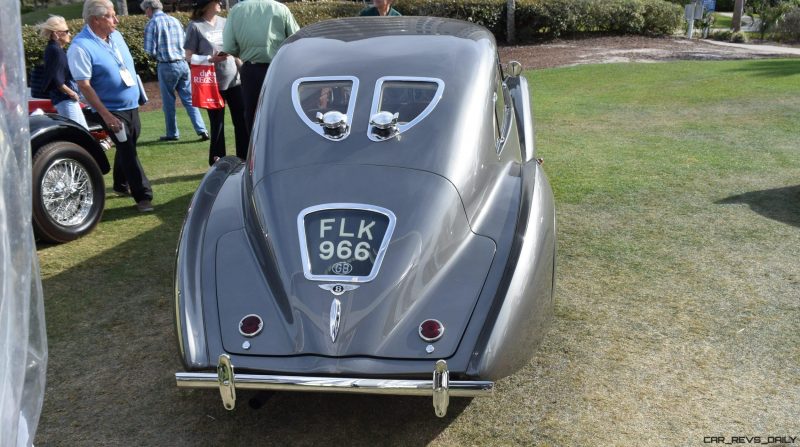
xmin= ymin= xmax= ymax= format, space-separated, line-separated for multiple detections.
xmin=32 ymin=140 xmax=105 ymax=243
xmin=40 ymin=158 xmax=94 ymax=226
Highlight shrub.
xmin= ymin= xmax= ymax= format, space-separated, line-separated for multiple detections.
xmin=709 ymin=29 xmax=749 ymax=42
xmin=22 ymin=13 xmax=176 ymax=80
xmin=730 ymin=30 xmax=749 ymax=41
xmin=515 ymin=0 xmax=681 ymax=38
xmin=763 ymin=3 xmax=795 ymax=38
xmin=594 ymin=0 xmax=647 ymax=34
xmin=642 ymin=0 xmax=684 ymax=35
xmin=709 ymin=29 xmax=733 ymax=40
xmin=289 ymin=1 xmax=363 ymax=27
xmin=776 ymin=6 xmax=800 ymax=40
xmin=399 ymin=0 xmax=507 ymax=36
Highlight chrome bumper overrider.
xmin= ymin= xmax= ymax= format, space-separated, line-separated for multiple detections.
xmin=175 ymin=355 xmax=494 ymax=417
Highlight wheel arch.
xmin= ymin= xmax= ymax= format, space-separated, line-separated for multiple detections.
xmin=29 ymin=114 xmax=110 ymax=174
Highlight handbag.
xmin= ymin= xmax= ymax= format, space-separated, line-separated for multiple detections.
xmin=29 ymin=64 xmax=50 ymax=99
xmin=190 ymin=63 xmax=225 ymax=110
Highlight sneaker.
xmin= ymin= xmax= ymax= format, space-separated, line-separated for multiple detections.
xmin=113 ymin=184 xmax=130 ymax=197
xmin=159 ymin=135 xmax=179 ymax=141
xmin=136 ymin=200 xmax=154 ymax=212
xmin=199 ymin=132 xmax=210 ymax=141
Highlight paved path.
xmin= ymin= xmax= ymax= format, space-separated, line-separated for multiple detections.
xmin=702 ymin=39 xmax=800 ymax=55
xmin=715 ymin=11 xmax=761 ymax=32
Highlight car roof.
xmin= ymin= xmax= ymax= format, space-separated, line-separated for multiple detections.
xmin=275 ymin=17 xmax=497 ymax=80
xmin=251 ymin=17 xmax=499 ymax=183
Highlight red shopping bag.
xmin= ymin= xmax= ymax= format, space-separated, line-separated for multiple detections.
xmin=190 ymin=64 xmax=225 ymax=110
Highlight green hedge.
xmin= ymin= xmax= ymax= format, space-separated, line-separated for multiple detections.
xmin=22 ymin=13 xmax=161 ymax=79
xmin=21 ymin=0 xmax=682 ymax=80
xmin=21 ymin=5 xmax=363 ymax=80
xmin=513 ymin=0 xmax=682 ymax=39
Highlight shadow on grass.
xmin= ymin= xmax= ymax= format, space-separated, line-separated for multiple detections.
xmin=723 ymin=58 xmax=800 ymax=77
xmin=101 ymin=173 xmax=205 ymax=195
xmin=150 ymin=172 xmax=205 ymax=186
xmin=138 ymin=138 xmax=209 ymax=148
xmin=99 ymin=173 xmax=205 ymax=223
xmin=35 ymin=187 xmax=470 ymax=446
xmin=717 ymin=184 xmax=800 ymax=227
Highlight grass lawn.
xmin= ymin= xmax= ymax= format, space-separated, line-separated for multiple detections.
xmin=34 ymin=59 xmax=800 ymax=445
xmin=21 ymin=2 xmax=84 ymax=25
xmin=713 ymin=12 xmax=733 ymax=29
xmin=445 ymin=58 xmax=800 ymax=446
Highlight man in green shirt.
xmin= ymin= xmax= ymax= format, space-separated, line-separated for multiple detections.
xmin=222 ymin=0 xmax=299 ymax=137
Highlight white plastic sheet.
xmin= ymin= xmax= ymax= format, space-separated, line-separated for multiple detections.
xmin=0 ymin=0 xmax=48 ymax=444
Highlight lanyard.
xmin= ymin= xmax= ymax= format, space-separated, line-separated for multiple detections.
xmin=90 ymin=31 xmax=126 ymax=69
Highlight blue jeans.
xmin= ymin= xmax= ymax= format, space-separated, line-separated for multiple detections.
xmin=54 ymin=99 xmax=88 ymax=130
xmin=157 ymin=60 xmax=207 ymax=138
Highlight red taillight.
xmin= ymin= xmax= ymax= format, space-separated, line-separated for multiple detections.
xmin=90 ymin=130 xmax=109 ymax=140
xmin=419 ymin=319 xmax=444 ymax=342
xmin=239 ymin=314 xmax=263 ymax=337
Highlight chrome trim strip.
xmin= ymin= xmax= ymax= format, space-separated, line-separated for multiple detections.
xmin=297 ymin=203 xmax=397 ymax=283
xmin=329 ymin=298 xmax=341 ymax=343
xmin=367 ymin=76 xmax=445 ymax=142
xmin=176 ymin=373 xmax=493 ymax=397
xmin=291 ymin=76 xmax=359 ymax=141
xmin=174 ymin=258 xmax=185 ymax=361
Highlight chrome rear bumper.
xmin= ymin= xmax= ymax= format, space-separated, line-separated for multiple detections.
xmin=175 ymin=355 xmax=494 ymax=417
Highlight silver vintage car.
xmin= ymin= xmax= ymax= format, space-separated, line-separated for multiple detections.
xmin=174 ymin=16 xmax=555 ymax=417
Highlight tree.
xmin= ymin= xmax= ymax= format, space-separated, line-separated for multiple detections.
xmin=117 ymin=0 xmax=128 ymax=16
xmin=732 ymin=0 xmax=744 ymax=30
xmin=506 ymin=0 xmax=515 ymax=44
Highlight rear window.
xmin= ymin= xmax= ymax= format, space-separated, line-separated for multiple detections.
xmin=292 ymin=77 xmax=359 ymax=140
xmin=368 ymin=77 xmax=444 ymax=141
xmin=378 ymin=81 xmax=439 ymax=124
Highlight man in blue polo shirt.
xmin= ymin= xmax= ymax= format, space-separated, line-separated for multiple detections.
xmin=68 ymin=0 xmax=154 ymax=212
xmin=142 ymin=0 xmax=208 ymax=141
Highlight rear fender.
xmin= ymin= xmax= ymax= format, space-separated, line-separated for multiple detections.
xmin=470 ymin=160 xmax=556 ymax=380
xmin=174 ymin=157 xmax=245 ymax=370
xmin=29 ymin=114 xmax=110 ymax=174
xmin=506 ymin=75 xmax=536 ymax=162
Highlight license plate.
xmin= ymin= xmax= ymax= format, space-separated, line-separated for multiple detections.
xmin=298 ymin=204 xmax=396 ymax=282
